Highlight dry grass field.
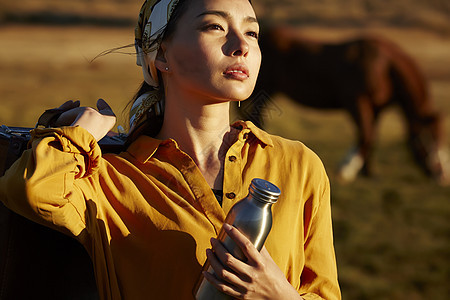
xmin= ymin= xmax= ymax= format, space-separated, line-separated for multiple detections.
xmin=1 ymin=1 xmax=450 ymax=299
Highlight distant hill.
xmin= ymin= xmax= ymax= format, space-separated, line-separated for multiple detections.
xmin=0 ymin=0 xmax=449 ymax=33
xmin=254 ymin=0 xmax=450 ymax=32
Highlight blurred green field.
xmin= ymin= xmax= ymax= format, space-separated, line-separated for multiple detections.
xmin=1 ymin=1 xmax=450 ymax=299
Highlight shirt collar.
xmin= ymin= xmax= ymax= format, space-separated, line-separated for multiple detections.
xmin=126 ymin=120 xmax=273 ymax=163
xmin=126 ymin=135 xmax=164 ymax=163
xmin=231 ymin=120 xmax=274 ymax=147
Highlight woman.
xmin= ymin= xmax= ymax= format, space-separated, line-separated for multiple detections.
xmin=0 ymin=0 xmax=341 ymax=299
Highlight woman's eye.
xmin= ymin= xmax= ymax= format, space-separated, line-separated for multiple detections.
xmin=206 ymin=24 xmax=224 ymax=31
xmin=247 ymin=31 xmax=259 ymax=39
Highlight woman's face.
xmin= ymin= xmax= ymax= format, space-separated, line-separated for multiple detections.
xmin=158 ymin=0 xmax=261 ymax=103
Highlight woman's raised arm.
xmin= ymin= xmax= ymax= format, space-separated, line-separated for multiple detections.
xmin=0 ymin=99 xmax=116 ymax=237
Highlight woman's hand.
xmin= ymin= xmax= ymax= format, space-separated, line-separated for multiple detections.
xmin=203 ymin=223 xmax=303 ymax=300
xmin=54 ymin=99 xmax=116 ymax=141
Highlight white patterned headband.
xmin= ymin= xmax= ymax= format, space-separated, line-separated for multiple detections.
xmin=131 ymin=0 xmax=179 ymax=130
xmin=135 ymin=0 xmax=179 ymax=87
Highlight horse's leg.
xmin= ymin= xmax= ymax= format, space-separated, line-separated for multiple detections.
xmin=338 ymin=95 xmax=378 ymax=181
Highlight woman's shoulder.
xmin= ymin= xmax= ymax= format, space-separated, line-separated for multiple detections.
xmin=268 ymin=132 xmax=326 ymax=173
xmin=242 ymin=121 xmax=323 ymax=163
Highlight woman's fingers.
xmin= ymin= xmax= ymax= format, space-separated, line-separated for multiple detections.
xmin=206 ymin=224 xmax=263 ymax=294
xmin=206 ymin=226 xmax=296 ymax=299
xmin=222 ymin=223 xmax=262 ymax=265
xmin=202 ymin=263 xmax=243 ymax=299
xmin=204 ymin=247 xmax=246 ymax=299
xmin=210 ymin=237 xmax=250 ymax=281
xmin=206 ymin=225 xmax=298 ymax=299
xmin=210 ymin=238 xmax=251 ymax=282
xmin=205 ymin=247 xmax=241 ymax=284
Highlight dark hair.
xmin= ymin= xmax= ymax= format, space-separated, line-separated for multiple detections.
xmin=126 ymin=0 xmax=189 ymax=144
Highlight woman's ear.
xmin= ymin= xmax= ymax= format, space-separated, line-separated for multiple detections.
xmin=154 ymin=42 xmax=170 ymax=73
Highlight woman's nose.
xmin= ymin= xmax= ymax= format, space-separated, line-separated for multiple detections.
xmin=225 ymin=31 xmax=249 ymax=57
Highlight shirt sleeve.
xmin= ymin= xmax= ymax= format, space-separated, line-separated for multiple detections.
xmin=0 ymin=126 xmax=102 ymax=238
xmin=299 ymin=174 xmax=341 ymax=300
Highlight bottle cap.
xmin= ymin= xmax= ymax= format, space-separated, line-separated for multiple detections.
xmin=249 ymin=178 xmax=281 ymax=203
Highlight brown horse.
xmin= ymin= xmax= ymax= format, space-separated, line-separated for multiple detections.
xmin=239 ymin=26 xmax=449 ymax=184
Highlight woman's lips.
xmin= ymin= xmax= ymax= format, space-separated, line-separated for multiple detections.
xmin=223 ymin=64 xmax=249 ymax=80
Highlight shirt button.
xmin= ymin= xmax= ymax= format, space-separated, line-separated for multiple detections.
xmin=225 ymin=192 xmax=236 ymax=199
xmin=228 ymin=155 xmax=237 ymax=162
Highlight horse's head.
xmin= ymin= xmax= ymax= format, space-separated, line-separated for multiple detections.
xmin=410 ymin=113 xmax=450 ymax=185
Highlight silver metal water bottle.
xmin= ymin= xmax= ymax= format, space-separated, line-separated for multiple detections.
xmin=194 ymin=178 xmax=281 ymax=300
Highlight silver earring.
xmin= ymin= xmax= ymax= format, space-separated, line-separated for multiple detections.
xmin=165 ymin=67 xmax=169 ymax=71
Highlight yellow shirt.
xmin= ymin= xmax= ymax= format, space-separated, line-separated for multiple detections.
xmin=0 ymin=121 xmax=340 ymax=300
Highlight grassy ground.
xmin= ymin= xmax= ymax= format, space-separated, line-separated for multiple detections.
xmin=1 ymin=1 xmax=450 ymax=299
